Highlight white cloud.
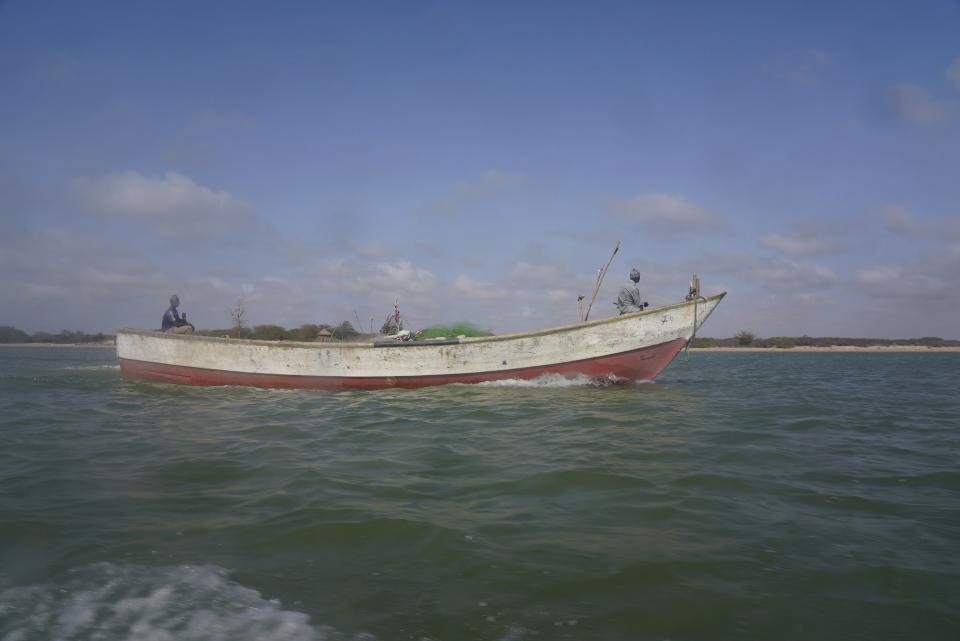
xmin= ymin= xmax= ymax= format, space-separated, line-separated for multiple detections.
xmin=508 ymin=260 xmax=562 ymax=284
xmin=77 ymin=171 xmax=257 ymax=239
xmin=876 ymin=204 xmax=928 ymax=238
xmin=0 ymin=226 xmax=317 ymax=332
xmin=948 ymin=222 xmax=960 ymax=243
xmin=711 ymin=252 xmax=837 ymax=291
xmin=473 ymin=169 xmax=527 ymax=190
xmin=416 ymin=169 xmax=527 ymax=218
xmin=947 ymin=57 xmax=960 ymax=92
xmin=80 ymin=267 xmax=154 ymax=287
xmin=854 ymin=253 xmax=958 ymax=304
xmin=610 ymin=193 xmax=725 ymax=233
xmin=0 ymin=229 xmax=169 ymax=330
xmin=760 ymin=233 xmax=843 ymax=256
xmin=545 ymin=288 xmax=575 ymax=303
xmin=764 ymin=49 xmax=832 ymax=85
xmin=452 ymin=274 xmax=508 ymax=301
xmin=873 ymin=204 xmax=960 ymax=242
xmin=886 ymin=84 xmax=953 ymax=126
xmin=757 ymin=260 xmax=837 ymax=290
xmin=349 ymin=240 xmax=394 ymax=258
xmin=191 ymin=276 xmax=234 ymax=293
xmin=853 ymin=235 xmax=960 ymax=304
xmin=22 ymin=283 xmax=68 ymax=298
xmin=341 ymin=260 xmax=437 ymax=295
xmin=855 ymin=265 xmax=900 ymax=285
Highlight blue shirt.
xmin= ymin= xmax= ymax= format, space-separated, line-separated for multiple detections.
xmin=161 ymin=307 xmax=181 ymax=330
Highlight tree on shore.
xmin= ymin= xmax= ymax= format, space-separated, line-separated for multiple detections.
xmin=287 ymin=324 xmax=321 ymax=341
xmin=0 ymin=326 xmax=31 ymax=343
xmin=331 ymin=321 xmax=358 ymax=340
xmin=230 ymin=299 xmax=247 ymax=339
xmin=251 ymin=324 xmax=285 ymax=340
xmin=0 ymin=327 xmax=112 ymax=343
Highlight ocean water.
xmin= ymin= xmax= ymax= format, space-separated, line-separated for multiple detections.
xmin=1 ymin=346 xmax=958 ymax=641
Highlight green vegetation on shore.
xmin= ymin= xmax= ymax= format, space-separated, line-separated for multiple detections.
xmin=3 ymin=323 xmax=956 ymax=347
xmin=0 ymin=326 xmax=114 ymax=344
xmin=1 ymin=320 xmax=492 ymax=344
xmin=196 ymin=321 xmax=493 ymax=341
xmin=196 ymin=322 xmax=364 ymax=341
xmin=416 ymin=323 xmax=493 ymax=339
xmin=690 ymin=333 xmax=960 ymax=349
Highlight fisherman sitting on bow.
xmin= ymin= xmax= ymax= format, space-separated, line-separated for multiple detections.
xmin=615 ymin=268 xmax=649 ymax=315
xmin=162 ymin=294 xmax=195 ymax=334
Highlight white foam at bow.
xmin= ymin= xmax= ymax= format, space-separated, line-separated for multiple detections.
xmin=475 ymin=373 xmax=629 ymax=388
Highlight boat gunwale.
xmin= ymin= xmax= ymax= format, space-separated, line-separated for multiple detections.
xmin=116 ymin=291 xmax=726 ymax=350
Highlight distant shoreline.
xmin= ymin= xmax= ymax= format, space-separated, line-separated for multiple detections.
xmin=0 ymin=343 xmax=116 ymax=348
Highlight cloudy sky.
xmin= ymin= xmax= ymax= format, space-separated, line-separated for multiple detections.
xmin=2 ymin=1 xmax=959 ymax=338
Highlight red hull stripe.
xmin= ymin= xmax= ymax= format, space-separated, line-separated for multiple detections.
xmin=119 ymin=338 xmax=687 ymax=390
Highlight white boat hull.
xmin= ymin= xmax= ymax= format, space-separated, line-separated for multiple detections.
xmin=117 ymin=293 xmax=724 ymax=389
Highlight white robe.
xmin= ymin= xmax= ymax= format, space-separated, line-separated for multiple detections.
xmin=616 ymin=282 xmax=644 ymax=314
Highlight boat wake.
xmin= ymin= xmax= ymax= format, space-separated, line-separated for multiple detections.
xmin=0 ymin=562 xmax=373 ymax=641
xmin=475 ymin=373 xmax=634 ymax=388
xmin=57 ymin=364 xmax=120 ymax=370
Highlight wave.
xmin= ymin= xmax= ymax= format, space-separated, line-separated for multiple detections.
xmin=474 ymin=373 xmax=638 ymax=388
xmin=0 ymin=562 xmax=374 ymax=641
xmin=56 ymin=364 xmax=120 ymax=370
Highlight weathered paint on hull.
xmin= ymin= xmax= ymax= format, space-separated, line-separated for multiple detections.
xmin=116 ymin=293 xmax=724 ymax=390
xmin=118 ymin=338 xmax=687 ymax=389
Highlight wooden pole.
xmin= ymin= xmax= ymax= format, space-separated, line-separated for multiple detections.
xmin=577 ymin=295 xmax=585 ymax=322
xmin=583 ymin=241 xmax=620 ymax=321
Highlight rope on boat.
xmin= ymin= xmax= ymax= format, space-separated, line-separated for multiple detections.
xmin=685 ymin=296 xmax=705 ymax=358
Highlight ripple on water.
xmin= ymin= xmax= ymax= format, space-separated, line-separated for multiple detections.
xmin=487 ymin=469 xmax=654 ymax=495
xmin=2 ymin=348 xmax=960 ymax=641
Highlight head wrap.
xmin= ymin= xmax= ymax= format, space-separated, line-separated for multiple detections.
xmin=629 ymin=268 xmax=640 ymax=281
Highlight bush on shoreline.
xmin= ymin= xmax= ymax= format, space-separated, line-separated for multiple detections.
xmin=2 ymin=323 xmax=956 ymax=347
xmin=195 ymin=321 xmax=370 ymax=341
xmin=689 ymin=335 xmax=960 ymax=348
xmin=0 ymin=326 xmax=113 ymax=344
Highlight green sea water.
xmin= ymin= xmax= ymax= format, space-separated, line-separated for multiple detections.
xmin=1 ymin=346 xmax=958 ymax=641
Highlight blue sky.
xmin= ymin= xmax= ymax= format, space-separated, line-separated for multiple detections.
xmin=2 ymin=1 xmax=959 ymax=337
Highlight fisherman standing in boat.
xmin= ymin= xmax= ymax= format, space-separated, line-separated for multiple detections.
xmin=162 ymin=294 xmax=194 ymax=334
xmin=616 ymin=268 xmax=648 ymax=314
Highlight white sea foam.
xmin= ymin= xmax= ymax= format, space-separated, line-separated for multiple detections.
xmin=0 ymin=563 xmax=375 ymax=641
xmin=475 ymin=373 xmax=629 ymax=388
xmin=57 ymin=364 xmax=120 ymax=370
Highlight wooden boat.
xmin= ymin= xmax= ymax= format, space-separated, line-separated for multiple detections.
xmin=116 ymin=292 xmax=724 ymax=389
